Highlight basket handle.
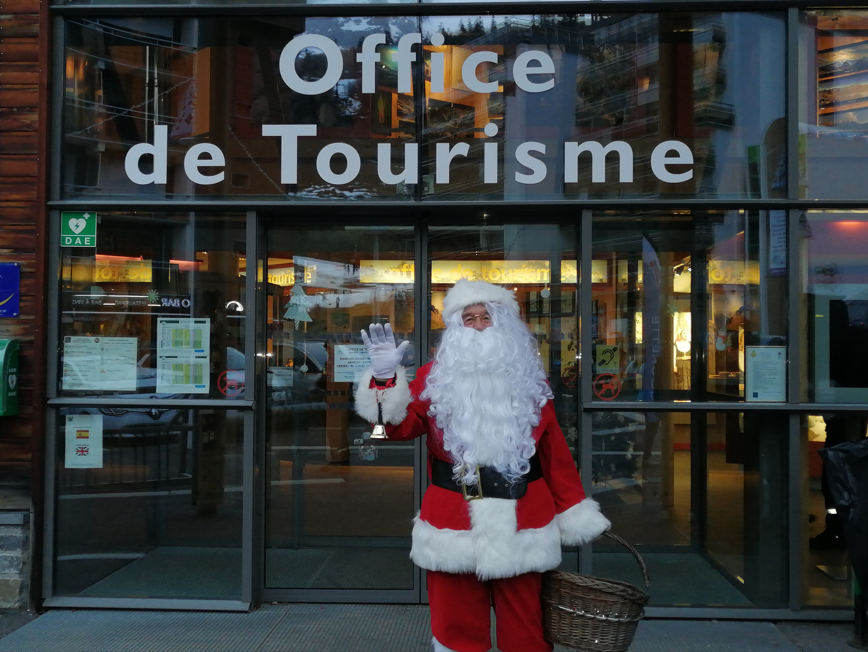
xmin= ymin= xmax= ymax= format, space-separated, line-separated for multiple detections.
xmin=600 ymin=530 xmax=651 ymax=589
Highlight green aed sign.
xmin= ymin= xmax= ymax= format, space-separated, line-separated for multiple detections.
xmin=0 ymin=339 xmax=19 ymax=416
xmin=61 ymin=211 xmax=97 ymax=247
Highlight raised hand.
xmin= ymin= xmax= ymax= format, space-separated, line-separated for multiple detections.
xmin=360 ymin=322 xmax=410 ymax=380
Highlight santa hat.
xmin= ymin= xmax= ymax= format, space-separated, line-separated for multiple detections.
xmin=442 ymin=279 xmax=520 ymax=322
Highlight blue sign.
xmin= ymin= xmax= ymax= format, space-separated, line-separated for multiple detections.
xmin=0 ymin=264 xmax=21 ymax=318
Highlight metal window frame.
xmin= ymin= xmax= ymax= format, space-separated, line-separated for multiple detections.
xmin=48 ymin=0 xmax=868 ymax=17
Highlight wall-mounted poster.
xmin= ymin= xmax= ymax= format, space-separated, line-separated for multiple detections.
xmin=745 ymin=346 xmax=787 ymax=402
xmin=156 ymin=318 xmax=210 ymax=393
xmin=61 ymin=336 xmax=138 ymax=391
xmin=333 ymin=344 xmax=370 ymax=383
xmin=0 ymin=263 xmax=20 ymax=318
xmin=64 ymin=414 xmax=103 ymax=469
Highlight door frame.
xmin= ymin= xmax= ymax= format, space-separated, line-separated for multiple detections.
xmin=255 ymin=212 xmax=425 ymax=604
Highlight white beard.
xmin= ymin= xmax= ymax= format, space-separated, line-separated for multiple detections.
xmin=422 ymin=306 xmax=552 ymax=486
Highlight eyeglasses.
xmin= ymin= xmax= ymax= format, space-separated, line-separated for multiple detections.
xmin=462 ymin=312 xmax=492 ymax=326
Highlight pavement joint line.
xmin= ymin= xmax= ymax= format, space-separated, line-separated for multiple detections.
xmin=0 ymin=606 xmax=857 ymax=652
xmin=247 ymin=607 xmax=285 ymax=652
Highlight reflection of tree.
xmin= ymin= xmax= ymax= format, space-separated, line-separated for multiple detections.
xmin=284 ymin=285 xmax=312 ymax=329
xmin=245 ymin=16 xmax=417 ymax=132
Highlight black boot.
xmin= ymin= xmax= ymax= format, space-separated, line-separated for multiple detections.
xmin=810 ymin=514 xmax=847 ymax=550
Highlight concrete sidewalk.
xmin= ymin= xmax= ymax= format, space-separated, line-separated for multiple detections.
xmin=0 ymin=605 xmax=858 ymax=652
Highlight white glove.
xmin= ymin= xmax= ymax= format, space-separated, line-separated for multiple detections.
xmin=361 ymin=323 xmax=410 ymax=380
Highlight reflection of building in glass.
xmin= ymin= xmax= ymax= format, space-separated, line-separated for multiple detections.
xmin=423 ymin=13 xmax=781 ymax=199
xmin=61 ymin=13 xmax=783 ymax=201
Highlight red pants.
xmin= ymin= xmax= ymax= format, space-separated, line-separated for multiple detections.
xmin=428 ymin=570 xmax=553 ymax=652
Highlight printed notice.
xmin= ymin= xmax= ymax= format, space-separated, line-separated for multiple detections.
xmin=334 ymin=345 xmax=370 ymax=383
xmin=157 ymin=318 xmax=210 ymax=393
xmin=769 ymin=210 xmax=787 ymax=276
xmin=268 ymin=366 xmax=294 ymax=389
xmin=61 ymin=336 xmax=138 ymax=391
xmin=65 ymin=414 xmax=103 ymax=468
xmin=745 ymin=346 xmax=787 ymax=402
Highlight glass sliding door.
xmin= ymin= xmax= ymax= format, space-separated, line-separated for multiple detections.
xmin=589 ymin=209 xmax=790 ymax=608
xmin=590 ymin=410 xmax=789 ymax=608
xmin=262 ymin=222 xmax=419 ymax=599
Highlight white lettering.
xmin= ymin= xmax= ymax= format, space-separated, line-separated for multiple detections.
xmin=279 ymin=34 xmax=343 ymax=96
xmin=429 ymin=33 xmax=445 ymax=94
xmin=316 ymin=143 xmax=361 ymax=185
xmin=435 ymin=142 xmax=470 ymax=184
xmin=513 ymin=50 xmax=555 ymax=93
xmin=261 ymin=124 xmax=317 ymax=184
xmin=396 ymin=33 xmax=422 ymax=94
xmin=651 ymin=140 xmax=694 ymax=183
xmin=125 ymin=125 xmax=168 ymax=185
xmin=377 ymin=143 xmax=419 ymax=184
xmin=515 ymin=142 xmax=547 ymax=184
xmin=462 ymin=50 xmax=498 ymax=93
xmin=483 ymin=122 xmax=499 ymax=184
xmin=564 ymin=141 xmax=634 ymax=183
xmin=183 ymin=143 xmax=225 ymax=185
xmin=357 ymin=34 xmax=386 ymax=94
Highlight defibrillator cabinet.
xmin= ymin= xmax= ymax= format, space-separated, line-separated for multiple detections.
xmin=0 ymin=339 xmax=20 ymax=416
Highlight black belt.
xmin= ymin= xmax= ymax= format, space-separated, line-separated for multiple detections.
xmin=430 ymin=453 xmax=542 ymax=500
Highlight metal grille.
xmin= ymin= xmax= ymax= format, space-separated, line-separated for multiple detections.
xmin=0 ymin=605 xmax=811 ymax=652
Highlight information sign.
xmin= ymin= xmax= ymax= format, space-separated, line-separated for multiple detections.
xmin=65 ymin=414 xmax=103 ymax=468
xmin=61 ymin=211 xmax=97 ymax=247
xmin=745 ymin=346 xmax=787 ymax=402
xmin=334 ymin=345 xmax=370 ymax=383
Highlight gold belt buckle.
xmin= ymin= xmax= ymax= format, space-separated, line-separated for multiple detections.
xmin=461 ymin=466 xmax=483 ymax=501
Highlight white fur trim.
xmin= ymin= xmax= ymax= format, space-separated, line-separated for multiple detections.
xmin=410 ymin=516 xmax=477 ymax=574
xmin=555 ymin=499 xmax=611 ymax=546
xmin=410 ymin=500 xmax=562 ymax=580
xmin=353 ymin=366 xmax=412 ymax=425
xmin=432 ymin=636 xmax=460 ymax=652
xmin=470 ymin=498 xmax=562 ymax=579
xmin=442 ymin=279 xmax=520 ymax=321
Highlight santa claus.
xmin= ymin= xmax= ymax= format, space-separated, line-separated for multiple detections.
xmin=355 ymin=279 xmax=610 ymax=652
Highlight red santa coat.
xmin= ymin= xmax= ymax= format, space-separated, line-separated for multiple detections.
xmin=355 ymin=362 xmax=610 ymax=580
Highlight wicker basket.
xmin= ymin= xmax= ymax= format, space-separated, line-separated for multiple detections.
xmin=542 ymin=531 xmax=650 ymax=652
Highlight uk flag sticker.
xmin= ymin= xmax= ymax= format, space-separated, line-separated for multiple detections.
xmin=65 ymin=415 xmax=103 ymax=469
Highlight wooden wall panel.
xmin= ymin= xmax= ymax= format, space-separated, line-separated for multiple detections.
xmin=3 ymin=1 xmax=40 ymax=14
xmin=0 ymin=89 xmax=39 ymax=109
xmin=0 ymin=16 xmax=40 ymax=38
xmin=0 ymin=132 xmax=38 ymax=153
xmin=0 ymin=0 xmax=46 ymax=523
xmin=0 ymin=206 xmax=39 ymax=225
xmin=0 ymin=41 xmax=40 ymax=63
xmin=0 ymin=69 xmax=40 ymax=86
xmin=0 ymin=110 xmax=39 ymax=131
xmin=0 ymin=157 xmax=38 ymax=177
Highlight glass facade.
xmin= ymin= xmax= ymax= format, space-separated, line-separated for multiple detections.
xmin=800 ymin=211 xmax=868 ymax=403
xmin=55 ymin=406 xmax=246 ymax=600
xmin=61 ymin=12 xmax=784 ymax=201
xmin=802 ymin=11 xmax=868 ymax=199
xmin=591 ymin=411 xmax=788 ymax=607
xmin=59 ymin=212 xmax=247 ymax=399
xmin=592 ymin=210 xmax=787 ymax=401
xmin=44 ymin=2 xmax=866 ymax=618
